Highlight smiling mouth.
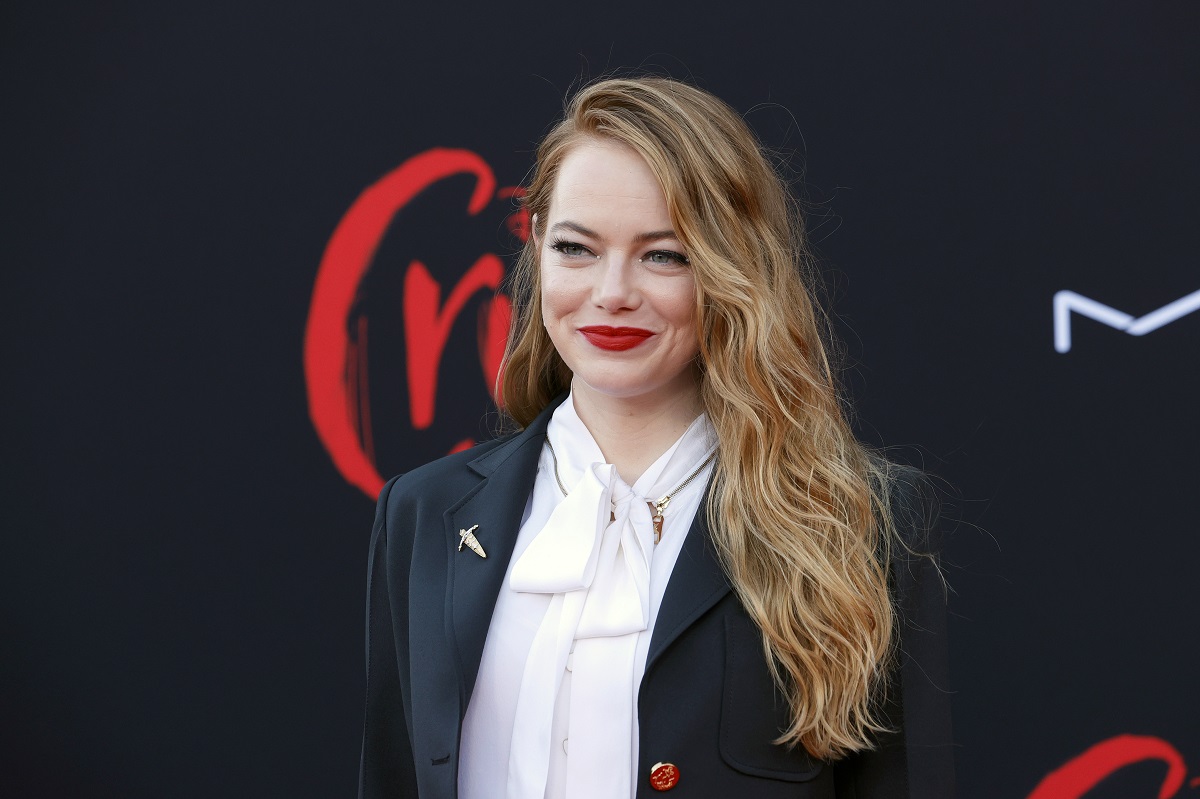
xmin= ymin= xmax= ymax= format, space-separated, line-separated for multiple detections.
xmin=577 ymin=326 xmax=654 ymax=351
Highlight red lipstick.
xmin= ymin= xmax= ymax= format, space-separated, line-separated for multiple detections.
xmin=578 ymin=326 xmax=654 ymax=351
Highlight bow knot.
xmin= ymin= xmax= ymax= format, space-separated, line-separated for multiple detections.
xmin=509 ymin=462 xmax=652 ymax=638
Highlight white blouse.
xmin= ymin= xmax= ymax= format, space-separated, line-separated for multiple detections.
xmin=458 ymin=395 xmax=716 ymax=799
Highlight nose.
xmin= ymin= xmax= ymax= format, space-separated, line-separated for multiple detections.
xmin=592 ymin=254 xmax=640 ymax=312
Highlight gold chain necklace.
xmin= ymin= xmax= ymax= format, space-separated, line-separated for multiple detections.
xmin=544 ymin=437 xmax=716 ymax=545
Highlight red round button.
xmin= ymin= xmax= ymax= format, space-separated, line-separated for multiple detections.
xmin=649 ymin=762 xmax=680 ymax=791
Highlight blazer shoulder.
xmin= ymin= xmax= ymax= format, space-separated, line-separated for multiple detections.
xmin=875 ymin=462 xmax=944 ymax=556
xmin=378 ymin=397 xmax=562 ymax=519
xmin=379 ymin=425 xmax=539 ymax=512
xmin=385 ymin=432 xmax=504 ymax=491
xmin=871 ymin=461 xmax=951 ymax=622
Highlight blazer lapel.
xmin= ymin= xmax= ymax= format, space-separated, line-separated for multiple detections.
xmin=440 ymin=398 xmax=731 ymax=705
xmin=645 ymin=491 xmax=732 ymax=673
xmin=446 ymin=401 xmax=558 ymax=708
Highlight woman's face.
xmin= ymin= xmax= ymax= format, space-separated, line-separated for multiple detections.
xmin=539 ymin=138 xmax=701 ymax=411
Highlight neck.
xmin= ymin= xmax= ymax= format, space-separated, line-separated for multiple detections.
xmin=569 ymin=378 xmax=704 ymax=485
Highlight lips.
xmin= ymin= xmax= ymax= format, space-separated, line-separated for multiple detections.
xmin=577 ymin=326 xmax=654 ymax=351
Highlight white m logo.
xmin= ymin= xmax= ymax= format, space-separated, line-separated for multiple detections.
xmin=1053 ymin=289 xmax=1200 ymax=353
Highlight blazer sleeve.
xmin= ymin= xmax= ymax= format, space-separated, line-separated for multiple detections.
xmin=359 ymin=475 xmax=420 ymax=799
xmin=833 ymin=470 xmax=956 ymax=798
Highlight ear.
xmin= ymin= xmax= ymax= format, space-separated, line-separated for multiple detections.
xmin=531 ymin=213 xmax=540 ymax=247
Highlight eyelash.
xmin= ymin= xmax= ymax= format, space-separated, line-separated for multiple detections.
xmin=643 ymin=249 xmax=691 ymax=267
xmin=549 ymin=238 xmax=595 ymax=259
xmin=548 ymin=238 xmax=690 ymax=266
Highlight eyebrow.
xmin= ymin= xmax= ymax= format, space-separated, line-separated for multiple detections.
xmin=548 ymin=220 xmax=680 ymax=245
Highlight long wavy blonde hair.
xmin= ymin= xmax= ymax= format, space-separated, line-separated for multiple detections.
xmin=501 ymin=76 xmax=899 ymax=760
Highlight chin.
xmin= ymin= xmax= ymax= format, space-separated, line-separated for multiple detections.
xmin=571 ymin=369 xmax=700 ymax=407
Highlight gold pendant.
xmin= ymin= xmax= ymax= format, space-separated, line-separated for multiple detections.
xmin=457 ymin=524 xmax=487 ymax=558
xmin=649 ymin=500 xmax=665 ymax=545
xmin=652 ymin=494 xmax=672 ymax=544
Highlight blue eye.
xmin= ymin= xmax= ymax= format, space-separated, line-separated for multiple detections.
xmin=642 ymin=250 xmax=690 ymax=266
xmin=549 ymin=239 xmax=595 ymax=258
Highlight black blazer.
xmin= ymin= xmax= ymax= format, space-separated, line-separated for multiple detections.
xmin=359 ymin=401 xmax=955 ymax=798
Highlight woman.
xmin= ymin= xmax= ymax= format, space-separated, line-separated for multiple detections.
xmin=360 ymin=77 xmax=953 ymax=798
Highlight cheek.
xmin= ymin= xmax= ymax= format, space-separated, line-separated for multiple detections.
xmin=664 ymin=280 xmax=699 ymax=331
xmin=539 ymin=277 xmax=559 ymax=325
xmin=540 ymin=270 xmax=584 ymax=322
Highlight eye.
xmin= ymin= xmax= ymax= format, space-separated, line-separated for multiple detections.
xmin=549 ymin=239 xmax=596 ymax=259
xmin=641 ymin=249 xmax=690 ymax=267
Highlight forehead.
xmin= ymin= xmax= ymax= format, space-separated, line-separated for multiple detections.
xmin=547 ymin=139 xmax=671 ymax=224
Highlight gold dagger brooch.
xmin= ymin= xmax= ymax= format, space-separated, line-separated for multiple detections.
xmin=457 ymin=524 xmax=487 ymax=558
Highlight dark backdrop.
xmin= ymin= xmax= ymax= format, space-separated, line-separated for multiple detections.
xmin=4 ymin=1 xmax=1197 ymax=797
